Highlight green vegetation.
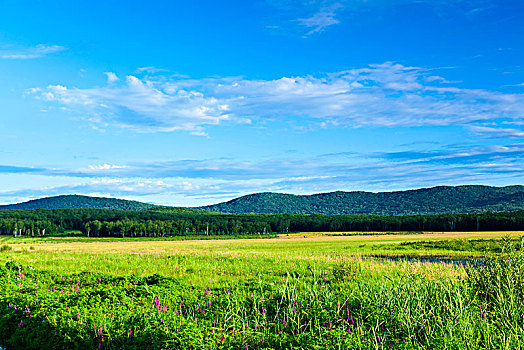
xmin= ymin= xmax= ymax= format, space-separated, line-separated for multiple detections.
xmin=0 ymin=195 xmax=155 ymax=211
xmin=2 ymin=185 xmax=523 ymax=216
xmin=466 ymin=237 xmax=524 ymax=323
xmin=1 ymin=206 xmax=524 ymax=238
xmin=199 ymin=185 xmax=524 ymax=215
xmin=2 ymin=234 xmax=278 ymax=244
xmin=0 ymin=235 xmax=523 ymax=349
xmin=397 ymin=238 xmax=515 ymax=254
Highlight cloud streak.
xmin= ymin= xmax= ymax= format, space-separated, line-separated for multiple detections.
xmin=30 ymin=62 xmax=524 ymax=134
xmin=470 ymin=126 xmax=524 ymax=138
xmin=296 ymin=4 xmax=342 ymax=35
xmin=0 ymin=140 xmax=522 ymax=205
xmin=267 ymin=0 xmax=489 ymax=37
xmin=0 ymin=44 xmax=66 ymax=59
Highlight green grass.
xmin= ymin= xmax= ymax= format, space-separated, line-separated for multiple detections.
xmin=0 ymin=233 xmax=523 ymax=349
xmin=0 ymin=233 xmax=278 ymax=245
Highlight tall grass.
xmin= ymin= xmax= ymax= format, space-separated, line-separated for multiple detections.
xmin=465 ymin=236 xmax=524 ymax=346
xmin=0 ymin=235 xmax=522 ymax=349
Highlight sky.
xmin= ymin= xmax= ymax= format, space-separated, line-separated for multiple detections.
xmin=0 ymin=0 xmax=523 ymax=206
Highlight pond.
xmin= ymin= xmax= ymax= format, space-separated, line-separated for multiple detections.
xmin=368 ymin=255 xmax=484 ymax=266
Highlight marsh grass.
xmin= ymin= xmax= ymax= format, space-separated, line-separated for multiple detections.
xmin=0 ymin=234 xmax=522 ymax=349
xmin=2 ymin=234 xmax=278 ymax=245
xmin=465 ymin=236 xmax=524 ymax=345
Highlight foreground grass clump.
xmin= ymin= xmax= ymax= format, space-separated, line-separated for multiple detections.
xmin=0 ymin=235 xmax=523 ymax=349
xmin=465 ymin=236 xmax=524 ymax=345
xmin=0 ymin=262 xmax=461 ymax=349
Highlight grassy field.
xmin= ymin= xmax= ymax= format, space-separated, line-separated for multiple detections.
xmin=0 ymin=232 xmax=523 ymax=349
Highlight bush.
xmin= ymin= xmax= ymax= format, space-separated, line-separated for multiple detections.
xmin=466 ymin=236 xmax=524 ymax=305
xmin=332 ymin=261 xmax=361 ymax=282
xmin=466 ymin=235 xmax=524 ymax=344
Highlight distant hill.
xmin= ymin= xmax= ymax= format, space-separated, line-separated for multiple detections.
xmin=0 ymin=195 xmax=155 ymax=211
xmin=2 ymin=185 xmax=524 ymax=215
xmin=198 ymin=185 xmax=524 ymax=215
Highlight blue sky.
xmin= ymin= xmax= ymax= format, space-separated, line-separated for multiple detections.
xmin=0 ymin=0 xmax=523 ymax=206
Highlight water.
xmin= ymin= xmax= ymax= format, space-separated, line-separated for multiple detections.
xmin=368 ymin=255 xmax=484 ymax=267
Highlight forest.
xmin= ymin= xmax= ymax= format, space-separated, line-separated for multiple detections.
xmin=199 ymin=185 xmax=524 ymax=215
xmin=0 ymin=207 xmax=523 ymax=237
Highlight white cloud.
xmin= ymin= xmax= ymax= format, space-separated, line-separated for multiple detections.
xmin=136 ymin=66 xmax=171 ymax=74
xmin=296 ymin=4 xmax=342 ymax=35
xmin=0 ymin=44 xmax=66 ymax=59
xmin=87 ymin=164 xmax=129 ymax=170
xmin=30 ymin=62 xmax=524 ymax=133
xmin=267 ymin=0 xmax=486 ymax=37
xmin=104 ymin=72 xmax=119 ymax=83
xmin=0 ymin=138 xmax=523 ymax=205
xmin=470 ymin=126 xmax=524 ymax=138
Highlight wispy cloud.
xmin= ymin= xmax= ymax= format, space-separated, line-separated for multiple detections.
xmin=0 ymin=179 xmax=181 ymax=201
xmin=136 ymin=66 xmax=171 ymax=74
xmin=0 ymin=140 xmax=522 ymax=205
xmin=30 ymin=62 xmax=524 ymax=134
xmin=266 ymin=0 xmax=488 ymax=37
xmin=296 ymin=3 xmax=342 ymax=36
xmin=104 ymin=72 xmax=119 ymax=83
xmin=371 ymin=143 xmax=524 ymax=165
xmin=87 ymin=164 xmax=129 ymax=170
xmin=470 ymin=126 xmax=524 ymax=138
xmin=0 ymin=44 xmax=66 ymax=59
xmin=0 ymin=165 xmax=46 ymax=174
xmin=266 ymin=0 xmax=345 ymax=36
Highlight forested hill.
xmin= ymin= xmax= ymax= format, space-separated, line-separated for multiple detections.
xmin=198 ymin=185 xmax=524 ymax=215
xmin=0 ymin=195 xmax=155 ymax=211
xmin=2 ymin=185 xmax=524 ymax=214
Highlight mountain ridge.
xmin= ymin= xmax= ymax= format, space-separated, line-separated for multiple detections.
xmin=1 ymin=185 xmax=523 ymax=215
xmin=197 ymin=185 xmax=524 ymax=215
xmin=0 ymin=194 xmax=155 ymax=211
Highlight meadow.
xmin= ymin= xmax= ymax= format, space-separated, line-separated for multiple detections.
xmin=0 ymin=232 xmax=523 ymax=349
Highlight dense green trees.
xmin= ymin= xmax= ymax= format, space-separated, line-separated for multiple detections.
xmin=80 ymin=218 xmax=272 ymax=237
xmin=200 ymin=185 xmax=524 ymax=215
xmin=0 ymin=194 xmax=154 ymax=211
xmin=0 ymin=218 xmax=58 ymax=236
xmin=0 ymin=207 xmax=523 ymax=237
xmin=2 ymin=186 xmax=523 ymax=216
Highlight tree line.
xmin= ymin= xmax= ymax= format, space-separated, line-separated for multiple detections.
xmin=83 ymin=219 xmax=270 ymax=237
xmin=0 ymin=218 xmax=59 ymax=236
xmin=0 ymin=208 xmax=523 ymax=237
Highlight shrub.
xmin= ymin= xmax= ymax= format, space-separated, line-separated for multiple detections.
xmin=466 ymin=235 xmax=524 ymax=344
xmin=332 ymin=261 xmax=361 ymax=282
xmin=466 ymin=236 xmax=524 ymax=306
